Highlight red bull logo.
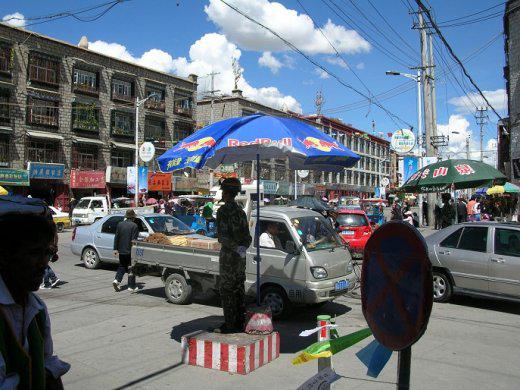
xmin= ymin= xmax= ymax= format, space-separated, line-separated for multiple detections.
xmin=179 ymin=136 xmax=216 ymax=152
xmin=299 ymin=137 xmax=342 ymax=152
xmin=227 ymin=137 xmax=293 ymax=147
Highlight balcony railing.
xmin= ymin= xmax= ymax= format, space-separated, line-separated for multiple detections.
xmin=74 ymin=83 xmax=99 ymax=95
xmin=112 ymin=92 xmax=134 ymax=103
xmin=27 ymin=149 xmax=62 ymax=164
xmin=29 ymin=65 xmax=59 ymax=86
xmin=145 ymin=99 xmax=166 ymax=111
xmin=174 ymin=106 xmax=192 ymax=117
xmin=112 ymin=126 xmax=134 ymax=137
xmin=27 ymin=106 xmax=59 ymax=127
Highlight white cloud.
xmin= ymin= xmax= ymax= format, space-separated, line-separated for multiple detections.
xmin=89 ymin=33 xmax=301 ymax=112
xmin=2 ymin=12 xmax=25 ymax=28
xmin=258 ymin=51 xmax=282 ymax=74
xmin=325 ymin=56 xmax=348 ymax=69
xmin=315 ymin=68 xmax=329 ymax=79
xmin=355 ymin=62 xmax=365 ymax=70
xmin=448 ymin=88 xmax=508 ymax=114
xmin=204 ymin=0 xmax=370 ymax=55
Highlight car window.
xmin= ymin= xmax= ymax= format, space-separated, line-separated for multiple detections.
xmin=76 ymin=199 xmax=90 ymax=208
xmin=336 ymin=214 xmax=368 ymax=227
xmin=144 ymin=216 xmax=191 ymax=235
xmin=440 ymin=228 xmax=463 ymax=248
xmin=291 ymin=216 xmax=341 ymax=252
xmin=101 ymin=216 xmax=124 ymax=234
xmin=134 ymin=218 xmax=148 ymax=232
xmin=494 ymin=228 xmax=520 ymax=257
xmin=256 ymin=220 xmax=294 ymax=253
xmin=91 ymin=200 xmax=103 ymax=209
xmin=457 ymin=227 xmax=488 ymax=253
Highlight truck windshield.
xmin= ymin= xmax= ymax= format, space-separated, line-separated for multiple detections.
xmin=291 ymin=216 xmax=341 ymax=252
xmin=76 ymin=199 xmax=90 ymax=208
xmin=145 ymin=216 xmax=193 ymax=235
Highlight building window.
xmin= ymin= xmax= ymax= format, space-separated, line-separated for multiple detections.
xmin=0 ymin=90 xmax=9 ymax=124
xmin=174 ymin=92 xmax=193 ymax=116
xmin=72 ymin=103 xmax=99 ymax=132
xmin=0 ymin=44 xmax=11 ymax=75
xmin=27 ymin=139 xmax=61 ymax=163
xmin=28 ymin=54 xmax=60 ymax=86
xmin=73 ymin=68 xmax=98 ymax=95
xmin=111 ymin=149 xmax=133 ymax=167
xmin=112 ymin=79 xmax=133 ymax=102
xmin=27 ymin=97 xmax=59 ymax=127
xmin=173 ymin=121 xmax=193 ymax=143
xmin=0 ymin=136 xmax=9 ymax=167
xmin=111 ymin=111 xmax=134 ymax=137
xmin=144 ymin=117 xmax=166 ymax=147
xmin=144 ymin=86 xmax=165 ymax=111
xmin=72 ymin=144 xmax=99 ymax=170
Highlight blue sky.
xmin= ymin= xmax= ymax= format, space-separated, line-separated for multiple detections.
xmin=1 ymin=0 xmax=507 ymax=163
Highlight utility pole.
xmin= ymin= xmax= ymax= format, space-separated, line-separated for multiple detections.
xmin=428 ymin=33 xmax=438 ymax=156
xmin=475 ymin=107 xmax=488 ymax=161
xmin=466 ymin=136 xmax=470 ymax=159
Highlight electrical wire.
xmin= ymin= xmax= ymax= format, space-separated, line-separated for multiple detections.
xmin=436 ymin=1 xmax=505 ymax=25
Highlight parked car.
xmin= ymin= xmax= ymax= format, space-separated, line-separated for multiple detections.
xmin=426 ymin=222 xmax=520 ymax=303
xmin=70 ymin=212 xmax=197 ymax=269
xmin=335 ymin=209 xmax=373 ymax=257
xmin=49 ymin=206 xmax=71 ymax=232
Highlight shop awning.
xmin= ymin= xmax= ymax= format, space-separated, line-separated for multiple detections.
xmin=26 ymin=130 xmax=64 ymax=141
xmin=73 ymin=136 xmax=104 ymax=146
xmin=111 ymin=141 xmax=135 ymax=150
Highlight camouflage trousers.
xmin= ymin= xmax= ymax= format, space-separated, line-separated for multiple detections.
xmin=219 ymin=250 xmax=246 ymax=329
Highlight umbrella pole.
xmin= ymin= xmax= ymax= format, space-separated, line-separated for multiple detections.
xmin=256 ymin=153 xmax=261 ymax=306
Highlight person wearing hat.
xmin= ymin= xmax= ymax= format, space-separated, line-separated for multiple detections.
xmin=113 ymin=209 xmax=139 ymax=292
xmin=0 ymin=196 xmax=70 ymax=388
xmin=214 ymin=178 xmax=252 ymax=334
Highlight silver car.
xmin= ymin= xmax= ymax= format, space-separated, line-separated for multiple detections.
xmin=70 ymin=213 xmax=195 ymax=269
xmin=426 ymin=222 xmax=520 ymax=302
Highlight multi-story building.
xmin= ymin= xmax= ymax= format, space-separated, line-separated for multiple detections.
xmin=0 ymin=23 xmax=197 ymax=207
xmin=504 ymin=0 xmax=520 ymax=182
xmin=196 ymin=90 xmax=394 ymax=198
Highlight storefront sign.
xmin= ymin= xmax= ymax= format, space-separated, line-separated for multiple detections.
xmin=214 ymin=171 xmax=238 ymax=179
xmin=148 ymin=172 xmax=172 ymax=192
xmin=173 ymin=176 xmax=197 ymax=191
xmin=70 ymin=170 xmax=106 ymax=189
xmin=139 ymin=142 xmax=155 ymax=162
xmin=261 ymin=180 xmax=279 ymax=195
xmin=0 ymin=168 xmax=29 ymax=186
xmin=28 ymin=162 xmax=65 ymax=180
xmin=105 ymin=166 xmax=127 ymax=184
xmin=390 ymin=129 xmax=416 ymax=154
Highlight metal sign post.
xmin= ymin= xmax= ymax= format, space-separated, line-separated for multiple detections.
xmin=397 ymin=346 xmax=411 ymax=389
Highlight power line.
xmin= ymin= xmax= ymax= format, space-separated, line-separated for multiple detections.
xmin=436 ymin=1 xmax=505 ymax=25
xmin=415 ymin=0 xmax=503 ymax=120
xmin=218 ymin=0 xmax=413 ymax=129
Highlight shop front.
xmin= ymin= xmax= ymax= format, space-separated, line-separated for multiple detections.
xmin=148 ymin=172 xmax=172 ymax=198
xmin=27 ymin=162 xmax=68 ymax=209
xmin=105 ymin=166 xmax=127 ymax=199
xmin=172 ymin=176 xmax=197 ymax=195
xmin=0 ymin=168 xmax=30 ymax=196
xmin=70 ymin=169 xmax=106 ymax=199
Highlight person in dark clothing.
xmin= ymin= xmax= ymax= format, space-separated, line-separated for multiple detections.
xmin=113 ymin=209 xmax=139 ymax=292
xmin=390 ymin=202 xmax=403 ymax=221
xmin=68 ymin=197 xmax=77 ymax=219
xmin=434 ymin=202 xmax=442 ymax=229
xmin=214 ymin=178 xmax=252 ymax=334
xmin=422 ymin=200 xmax=429 ymax=226
xmin=457 ymin=198 xmax=468 ymax=223
xmin=441 ymin=194 xmax=455 ymax=228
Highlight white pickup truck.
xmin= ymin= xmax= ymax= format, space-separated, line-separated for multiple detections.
xmin=71 ymin=196 xmax=153 ymax=225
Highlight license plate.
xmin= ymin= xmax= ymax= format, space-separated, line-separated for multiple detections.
xmin=341 ymin=230 xmax=354 ymax=235
xmin=335 ymin=280 xmax=349 ymax=291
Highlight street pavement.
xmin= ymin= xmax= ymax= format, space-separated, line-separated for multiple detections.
xmin=38 ymin=231 xmax=520 ymax=390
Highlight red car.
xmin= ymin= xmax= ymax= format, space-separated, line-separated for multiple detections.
xmin=335 ymin=209 xmax=373 ymax=257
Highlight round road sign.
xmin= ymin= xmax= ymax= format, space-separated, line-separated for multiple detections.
xmin=381 ymin=177 xmax=390 ymax=187
xmin=361 ymin=221 xmax=432 ymax=351
xmin=139 ymin=142 xmax=155 ymax=162
xmin=297 ymin=170 xmax=309 ymax=178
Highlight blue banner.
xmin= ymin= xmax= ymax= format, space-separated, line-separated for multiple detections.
xmin=138 ymin=166 xmax=148 ymax=194
xmin=403 ymin=156 xmax=419 ymax=183
xmin=28 ymin=163 xmax=65 ymax=180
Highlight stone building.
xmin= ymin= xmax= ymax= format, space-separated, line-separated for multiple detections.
xmin=0 ymin=23 xmax=197 ymax=206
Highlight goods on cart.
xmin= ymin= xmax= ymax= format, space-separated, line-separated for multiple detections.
xmin=143 ymin=233 xmax=171 ymax=245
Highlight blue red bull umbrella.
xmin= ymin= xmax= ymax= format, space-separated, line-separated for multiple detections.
xmin=156 ymin=113 xmax=360 ymax=305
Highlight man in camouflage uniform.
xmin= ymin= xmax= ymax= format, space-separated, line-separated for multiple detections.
xmin=215 ymin=178 xmax=252 ymax=334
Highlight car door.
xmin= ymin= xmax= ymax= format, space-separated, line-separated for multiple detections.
xmin=489 ymin=227 xmax=520 ymax=297
xmin=90 ymin=199 xmax=105 ymax=222
xmin=96 ymin=216 xmax=124 ymax=260
xmin=439 ymin=226 xmax=490 ymax=292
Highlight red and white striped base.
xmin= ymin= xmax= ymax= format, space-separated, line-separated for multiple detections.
xmin=181 ymin=331 xmax=280 ymax=375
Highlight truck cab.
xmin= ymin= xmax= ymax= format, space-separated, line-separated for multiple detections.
xmin=71 ymin=196 xmax=108 ymax=225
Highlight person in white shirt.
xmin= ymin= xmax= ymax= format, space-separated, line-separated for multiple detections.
xmin=0 ymin=198 xmax=70 ymax=389
xmin=259 ymin=222 xmax=283 ymax=250
xmin=403 ymin=211 xmax=414 ymax=225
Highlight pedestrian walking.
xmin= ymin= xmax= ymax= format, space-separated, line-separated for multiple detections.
xmin=0 ymin=196 xmax=70 ymax=388
xmin=422 ymin=200 xmax=429 ymax=226
xmin=68 ymin=197 xmax=77 ymax=219
xmin=457 ymin=197 xmax=468 ymax=223
xmin=390 ymin=201 xmax=403 ymax=221
xmin=441 ymin=194 xmax=455 ymax=229
xmin=473 ymin=198 xmax=482 ymax=221
xmin=202 ymin=200 xmax=215 ymax=231
xmin=113 ymin=209 xmax=139 ymax=292
xmin=434 ymin=199 xmax=442 ymax=229
xmin=214 ymin=178 xmax=252 ymax=334
xmin=40 ymin=266 xmax=60 ymax=289
xmin=467 ymin=196 xmax=476 ymax=222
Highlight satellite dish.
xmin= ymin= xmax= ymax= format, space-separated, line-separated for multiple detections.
xmin=297 ymin=170 xmax=309 ymax=178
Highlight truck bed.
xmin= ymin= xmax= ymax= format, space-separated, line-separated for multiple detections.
xmin=132 ymin=241 xmax=221 ymax=274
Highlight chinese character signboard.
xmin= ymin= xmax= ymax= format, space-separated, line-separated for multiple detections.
xmin=105 ymin=166 xmax=127 ymax=184
xmin=261 ymin=180 xmax=279 ymax=195
xmin=70 ymin=170 xmax=106 ymax=189
xmin=0 ymin=168 xmax=29 ymax=186
xmin=403 ymin=156 xmax=418 ymax=183
xmin=28 ymin=162 xmax=65 ymax=180
xmin=148 ymin=172 xmax=172 ymax=192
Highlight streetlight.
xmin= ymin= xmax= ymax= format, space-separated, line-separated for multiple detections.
xmin=386 ymin=70 xmax=424 ymax=225
xmin=134 ymin=92 xmax=160 ymax=207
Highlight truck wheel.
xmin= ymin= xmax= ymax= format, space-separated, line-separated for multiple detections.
xmin=433 ymin=270 xmax=452 ymax=303
xmin=56 ymin=223 xmax=64 ymax=232
xmin=261 ymin=286 xmax=291 ymax=319
xmin=82 ymin=247 xmax=100 ymax=269
xmin=165 ymin=273 xmax=192 ymax=304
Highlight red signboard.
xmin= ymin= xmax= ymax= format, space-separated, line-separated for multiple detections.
xmin=148 ymin=172 xmax=172 ymax=192
xmin=70 ymin=170 xmax=106 ymax=189
xmin=214 ymin=172 xmax=238 ymax=179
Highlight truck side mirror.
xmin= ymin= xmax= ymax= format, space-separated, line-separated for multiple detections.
xmin=285 ymin=241 xmax=299 ymax=254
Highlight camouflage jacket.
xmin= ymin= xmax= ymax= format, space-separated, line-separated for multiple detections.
xmin=216 ymin=201 xmax=252 ymax=252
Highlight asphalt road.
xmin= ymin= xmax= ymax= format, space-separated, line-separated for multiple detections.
xmin=37 ymin=231 xmax=520 ymax=390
